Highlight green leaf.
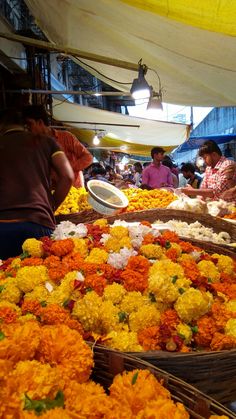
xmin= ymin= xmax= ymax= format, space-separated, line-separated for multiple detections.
xmin=191 ymin=325 xmax=198 ymax=333
xmin=131 ymin=371 xmax=139 ymax=385
xmin=165 ymin=241 xmax=171 ymax=249
xmin=5 ymin=272 xmax=13 ymax=278
xmin=24 ymin=390 xmax=64 ymax=414
xmin=0 ymin=331 xmax=5 ymax=340
xmin=68 ymin=231 xmax=76 ymax=236
xmin=118 ymin=311 xmax=129 ymax=323
xmin=20 ymin=251 xmax=30 ymax=260
xmin=85 ymin=287 xmax=93 ymax=293
xmin=178 ymin=288 xmax=185 ymax=294
xmin=0 ymin=285 xmax=5 ymax=292
xmin=171 ymin=275 xmax=178 ymax=284
xmin=63 ymin=299 xmax=70 ymax=308
xmin=149 ymin=292 xmax=156 ymax=302
xmin=177 ymin=333 xmax=186 ymax=340
xmin=207 ymin=278 xmax=213 ymax=283
xmin=40 ymin=301 xmax=47 ymax=307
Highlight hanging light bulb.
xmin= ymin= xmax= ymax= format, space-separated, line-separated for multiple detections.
xmin=130 ymin=59 xmax=151 ymax=100
xmin=93 ymin=134 xmax=100 ymax=146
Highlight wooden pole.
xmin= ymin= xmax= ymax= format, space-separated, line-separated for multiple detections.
xmin=0 ymin=32 xmax=139 ymax=71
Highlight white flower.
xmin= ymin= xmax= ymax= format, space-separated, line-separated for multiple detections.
xmin=52 ymin=221 xmax=87 ymax=240
xmin=107 ymin=247 xmax=137 ymax=270
xmin=76 ymin=271 xmax=85 ymax=282
xmin=100 ymin=233 xmax=111 ymax=244
xmin=112 ymin=220 xmax=129 ymax=227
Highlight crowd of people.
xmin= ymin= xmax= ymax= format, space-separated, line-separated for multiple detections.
xmin=0 ymin=104 xmax=236 ymax=260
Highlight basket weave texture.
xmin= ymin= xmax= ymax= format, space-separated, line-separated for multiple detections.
xmin=91 ymin=345 xmax=235 ymax=418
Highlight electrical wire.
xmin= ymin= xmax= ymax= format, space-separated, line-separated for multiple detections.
xmin=74 ymin=56 xmax=132 ymax=85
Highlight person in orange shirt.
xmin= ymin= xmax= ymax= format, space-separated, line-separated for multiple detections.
xmin=23 ymin=105 xmax=93 ymax=187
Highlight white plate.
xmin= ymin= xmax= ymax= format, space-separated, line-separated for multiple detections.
xmin=222 ymin=218 xmax=236 ymax=224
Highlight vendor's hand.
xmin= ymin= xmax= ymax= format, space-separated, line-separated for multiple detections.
xmin=220 ymin=186 xmax=236 ymax=201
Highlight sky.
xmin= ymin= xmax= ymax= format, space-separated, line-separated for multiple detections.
xmin=127 ymin=102 xmax=213 ymax=128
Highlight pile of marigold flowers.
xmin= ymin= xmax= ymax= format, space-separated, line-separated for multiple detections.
xmin=122 ymin=188 xmax=177 ymax=212
xmin=0 ymin=320 xmax=197 ymax=418
xmin=0 ymin=219 xmax=236 ymax=355
xmin=54 ymin=186 xmax=91 ymax=215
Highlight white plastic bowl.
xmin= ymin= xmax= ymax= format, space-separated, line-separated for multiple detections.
xmin=87 ymin=180 xmax=129 ymax=216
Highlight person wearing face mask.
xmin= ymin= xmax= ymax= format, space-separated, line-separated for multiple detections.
xmin=181 ymin=140 xmax=236 ymax=201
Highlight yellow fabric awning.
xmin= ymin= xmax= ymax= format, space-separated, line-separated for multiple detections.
xmin=25 ymin=0 xmax=236 ymax=106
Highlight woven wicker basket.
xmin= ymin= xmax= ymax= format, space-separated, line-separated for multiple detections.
xmin=91 ymin=345 xmax=235 ymax=418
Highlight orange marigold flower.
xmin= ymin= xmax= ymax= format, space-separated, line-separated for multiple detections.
xmin=84 ymin=274 xmax=107 ymax=296
xmin=159 ymin=309 xmax=180 ymax=344
xmin=98 ymin=263 xmax=117 ymax=283
xmin=50 ymin=239 xmax=74 ymax=257
xmin=194 ymin=315 xmax=218 ymax=347
xmin=165 ymin=248 xmax=178 ymax=262
xmin=120 ymin=269 xmax=148 ymax=293
xmin=48 ymin=265 xmax=68 ymax=283
xmin=138 ymin=326 xmax=161 ymax=351
xmin=210 ymin=332 xmax=236 ymax=351
xmin=178 ymin=241 xmax=195 ymax=253
xmin=21 ymin=257 xmax=43 ymax=267
xmin=211 ymin=302 xmax=233 ymax=329
xmin=161 ymin=231 xmax=180 ymax=243
xmin=180 ymin=260 xmax=201 ymax=283
xmin=43 ymin=255 xmax=61 ymax=268
xmin=21 ymin=299 xmax=43 ymax=317
xmin=220 ymin=272 xmax=235 ymax=284
xmin=65 ymin=318 xmax=84 ymax=336
xmin=36 ymin=324 xmax=93 ymax=383
xmin=62 ymin=252 xmax=84 ymax=271
xmin=142 ymin=233 xmax=155 ymax=245
xmin=40 ymin=304 xmax=69 ymax=325
xmin=126 ymin=255 xmax=150 ymax=275
xmin=79 ymin=262 xmax=99 ymax=276
xmin=140 ymin=221 xmax=152 ymax=227
xmin=0 ymin=307 xmax=17 ymax=324
xmin=211 ymin=283 xmax=236 ymax=300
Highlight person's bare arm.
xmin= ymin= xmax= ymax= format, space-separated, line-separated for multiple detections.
xmin=181 ymin=185 xmax=214 ymax=199
xmin=51 ymin=152 xmax=74 ymax=209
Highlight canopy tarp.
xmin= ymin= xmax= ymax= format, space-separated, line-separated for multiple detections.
xmin=174 ymin=134 xmax=236 ymax=153
xmin=25 ymin=0 xmax=236 ymax=106
xmin=53 ymin=99 xmax=188 ymax=156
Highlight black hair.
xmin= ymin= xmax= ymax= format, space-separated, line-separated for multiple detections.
xmin=134 ymin=162 xmax=143 ymax=171
xmin=181 ymin=162 xmax=196 ymax=174
xmin=91 ymin=166 xmax=106 ymax=176
xmin=199 ymin=140 xmax=222 ymax=157
xmin=151 ymin=146 xmax=165 ymax=159
xmin=22 ymin=105 xmax=50 ymax=126
xmin=162 ymin=158 xmax=173 ymax=169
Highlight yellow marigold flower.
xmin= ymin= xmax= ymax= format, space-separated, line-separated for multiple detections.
xmin=105 ymin=237 xmax=121 ymax=253
xmin=175 ymin=289 xmax=213 ymax=323
xmin=137 ymin=399 xmax=189 ymax=419
xmin=72 ymin=238 xmax=88 ymax=257
xmin=85 ymin=248 xmax=108 ymax=264
xmin=211 ymin=253 xmax=234 ymax=275
xmin=119 ymin=236 xmax=132 ymax=249
xmin=18 ymin=313 xmax=37 ymax=323
xmin=22 ymin=238 xmax=44 ymax=258
xmin=16 ymin=266 xmax=49 ymax=293
xmin=148 ymin=274 xmax=179 ymax=304
xmin=197 ymin=260 xmax=220 ymax=282
xmin=55 ymin=186 xmax=91 ymax=215
xmin=47 ymin=271 xmax=76 ymax=305
xmin=0 ymin=282 xmax=22 ymax=304
xmin=103 ymin=283 xmax=127 ymax=304
xmin=176 ymin=323 xmax=193 ymax=344
xmin=178 ymin=254 xmax=195 ymax=263
xmin=110 ymin=226 xmax=129 ymax=239
xmin=11 ymin=360 xmax=62 ymax=399
xmin=226 ymin=300 xmax=236 ymax=313
xmin=98 ymin=300 xmax=120 ymax=334
xmin=24 ymin=285 xmax=49 ymax=302
xmin=175 ymin=277 xmax=191 ymax=290
xmin=72 ymin=291 xmax=102 ymax=331
xmin=129 ymin=305 xmax=160 ymax=332
xmin=93 ymin=219 xmax=108 ymax=227
xmin=119 ymin=292 xmax=149 ymax=314
xmin=10 ymin=257 xmax=21 ymax=269
xmin=225 ymin=318 xmax=236 ymax=338
xmin=109 ymin=369 xmax=170 ymax=416
xmin=149 ymin=259 xmax=185 ymax=280
xmin=140 ymin=244 xmax=163 ymax=259
xmin=105 ymin=330 xmax=142 ymax=352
